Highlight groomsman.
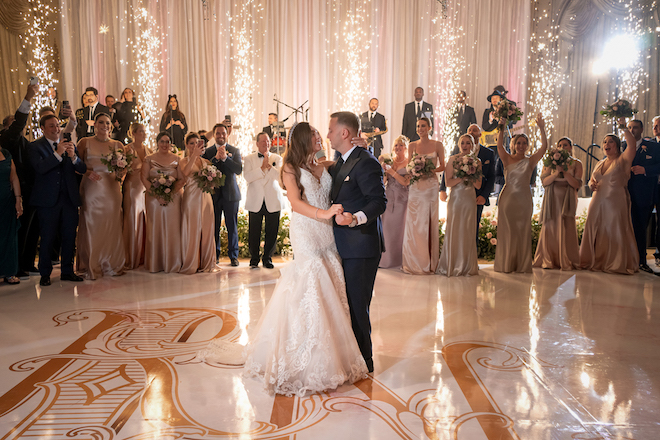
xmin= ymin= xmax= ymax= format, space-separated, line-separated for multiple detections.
xmin=439 ymin=124 xmax=495 ymax=238
xmin=451 ymin=91 xmax=477 ymax=151
xmin=623 ymin=119 xmax=660 ymax=273
xmin=29 ymin=114 xmax=86 ymax=286
xmin=202 ymin=123 xmax=243 ymax=266
xmin=75 ymin=87 xmax=109 ymax=140
xmin=402 ymin=87 xmax=434 ymax=142
xmin=244 ymin=133 xmax=284 ymax=269
xmin=360 ymin=98 xmax=387 ymax=157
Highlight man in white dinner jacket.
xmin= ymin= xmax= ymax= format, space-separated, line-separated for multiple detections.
xmin=244 ymin=132 xmax=284 ymax=269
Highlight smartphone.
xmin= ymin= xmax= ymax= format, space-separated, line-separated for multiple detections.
xmin=224 ymin=115 xmax=231 ymax=123
xmin=62 ymin=100 xmax=70 ymax=108
xmin=29 ymin=76 xmax=38 ymax=85
xmin=63 ymin=133 xmax=72 ymax=142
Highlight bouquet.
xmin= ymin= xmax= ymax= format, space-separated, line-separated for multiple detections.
xmin=148 ymin=171 xmax=177 ymax=205
xmin=453 ymin=153 xmax=482 ymax=186
xmin=378 ymin=153 xmax=393 ymax=166
xmin=100 ymin=146 xmax=135 ymax=181
xmin=493 ymin=98 xmax=523 ymax=125
xmin=406 ymin=153 xmax=437 ymax=185
xmin=542 ymin=147 xmax=574 ymax=176
xmin=600 ymin=99 xmax=637 ymax=120
xmin=192 ymin=163 xmax=225 ymax=194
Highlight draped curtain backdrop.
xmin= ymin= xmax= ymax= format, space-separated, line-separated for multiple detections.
xmin=1 ymin=0 xmax=530 ymax=155
xmin=1 ymin=0 xmax=657 ymax=159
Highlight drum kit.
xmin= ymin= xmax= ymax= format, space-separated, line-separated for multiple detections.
xmin=268 ymin=95 xmax=310 ymax=155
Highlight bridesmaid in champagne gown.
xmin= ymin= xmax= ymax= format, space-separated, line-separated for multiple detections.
xmin=379 ymin=136 xmax=410 ymax=269
xmin=438 ymin=134 xmax=482 ymax=276
xmin=494 ymin=113 xmax=548 ymax=273
xmin=141 ymin=132 xmax=183 ymax=273
xmin=579 ymin=123 xmax=638 ymax=274
xmin=533 ymin=137 xmax=583 ymax=270
xmin=179 ymin=133 xmax=217 ymax=274
xmin=76 ymin=114 xmax=126 ymax=279
xmin=402 ymin=118 xmax=445 ymax=274
xmin=122 ymin=123 xmax=147 ymax=269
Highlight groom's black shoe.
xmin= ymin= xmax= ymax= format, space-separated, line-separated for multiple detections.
xmin=365 ymin=358 xmax=374 ymax=373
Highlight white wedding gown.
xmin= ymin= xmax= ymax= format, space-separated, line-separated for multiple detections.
xmin=198 ymin=167 xmax=368 ymax=397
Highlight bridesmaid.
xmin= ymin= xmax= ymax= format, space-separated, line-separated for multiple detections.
xmin=76 ymin=113 xmax=126 ymax=279
xmin=438 ymin=134 xmax=482 ymax=276
xmin=579 ymin=118 xmax=638 ymax=274
xmin=122 ymin=123 xmax=148 ymax=269
xmin=379 ymin=136 xmax=410 ymax=269
xmin=141 ymin=132 xmax=183 ymax=273
xmin=494 ymin=113 xmax=548 ymax=273
xmin=533 ymin=137 xmax=583 ymax=270
xmin=179 ymin=133 xmax=217 ymax=274
xmin=401 ymin=118 xmax=445 ymax=274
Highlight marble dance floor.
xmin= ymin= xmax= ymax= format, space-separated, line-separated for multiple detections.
xmin=1 ymin=260 xmax=659 ymax=440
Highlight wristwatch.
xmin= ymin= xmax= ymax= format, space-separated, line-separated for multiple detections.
xmin=348 ymin=214 xmax=358 ymax=228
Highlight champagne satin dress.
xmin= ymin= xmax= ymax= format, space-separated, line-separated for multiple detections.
xmin=76 ymin=139 xmax=126 ymax=279
xmin=438 ymin=180 xmax=479 ymax=276
xmin=380 ymin=167 xmax=409 ymax=269
xmin=579 ymin=157 xmax=638 ymax=274
xmin=144 ymin=156 xmax=182 ymax=273
xmin=533 ymin=168 xmax=580 ymax=270
xmin=122 ymin=147 xmax=146 ymax=269
xmin=180 ymin=157 xmax=216 ymax=274
xmin=402 ymin=152 xmax=440 ymax=274
xmin=494 ymin=158 xmax=534 ymax=273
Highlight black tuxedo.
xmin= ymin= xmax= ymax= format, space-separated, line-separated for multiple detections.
xmin=454 ymin=104 xmax=477 ymax=139
xmin=622 ymin=139 xmax=660 ymax=264
xmin=402 ymin=101 xmax=434 ymax=142
xmin=360 ymin=111 xmax=387 ymax=157
xmin=440 ymin=146 xmax=496 ymax=239
xmin=330 ymin=147 xmax=387 ymax=368
xmin=29 ymin=136 xmax=87 ymax=277
xmin=202 ymin=144 xmax=243 ymax=260
xmin=75 ymin=103 xmax=110 ymax=140
xmin=0 ymin=104 xmax=39 ymax=272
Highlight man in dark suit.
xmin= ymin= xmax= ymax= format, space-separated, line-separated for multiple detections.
xmin=623 ymin=119 xmax=660 ymax=273
xmin=451 ymin=91 xmax=477 ymax=149
xmin=360 ymin=98 xmax=387 ymax=157
xmin=0 ymin=83 xmax=39 ymax=278
xmin=328 ymin=111 xmax=387 ymax=373
xmin=402 ymin=87 xmax=434 ymax=142
xmin=75 ymin=87 xmax=109 ymax=140
xmin=652 ymin=115 xmax=660 ymax=266
xmin=202 ymin=123 xmax=243 ymax=266
xmin=29 ymin=114 xmax=86 ymax=286
xmin=440 ymin=124 xmax=495 ymax=239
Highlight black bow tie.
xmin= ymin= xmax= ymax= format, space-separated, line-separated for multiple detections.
xmin=258 ymin=153 xmax=264 ymax=158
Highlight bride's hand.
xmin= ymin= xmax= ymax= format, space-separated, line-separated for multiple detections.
xmin=319 ymin=204 xmax=343 ymax=219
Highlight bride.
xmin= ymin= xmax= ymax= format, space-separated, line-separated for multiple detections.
xmin=198 ymin=122 xmax=368 ymax=397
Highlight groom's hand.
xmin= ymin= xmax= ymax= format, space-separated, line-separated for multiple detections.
xmin=335 ymin=212 xmax=353 ymax=226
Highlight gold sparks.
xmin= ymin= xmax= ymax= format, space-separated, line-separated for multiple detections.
xmin=99 ymin=24 xmax=109 ymax=34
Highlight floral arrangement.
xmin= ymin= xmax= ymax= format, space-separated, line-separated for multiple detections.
xmin=100 ymin=146 xmax=134 ymax=181
xmin=600 ymin=99 xmax=637 ymax=120
xmin=493 ymin=98 xmax=523 ymax=125
xmin=192 ymin=163 xmax=225 ymax=194
xmin=542 ymin=148 xmax=574 ymax=176
xmin=378 ymin=153 xmax=393 ymax=166
xmin=453 ymin=153 xmax=482 ymax=186
xmin=218 ymin=209 xmax=292 ymax=258
xmin=147 ymin=171 xmax=177 ymax=205
xmin=406 ymin=153 xmax=437 ymax=185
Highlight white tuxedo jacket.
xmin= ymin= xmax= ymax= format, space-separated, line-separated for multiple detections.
xmin=243 ymin=151 xmax=284 ymax=213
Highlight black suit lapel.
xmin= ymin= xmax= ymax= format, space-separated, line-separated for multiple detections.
xmin=331 ymin=150 xmax=361 ymax=201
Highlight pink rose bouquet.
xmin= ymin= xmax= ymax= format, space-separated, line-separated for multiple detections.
xmin=192 ymin=163 xmax=225 ymax=194
xmin=600 ymin=99 xmax=637 ymax=120
xmin=452 ymin=153 xmax=482 ymax=186
xmin=493 ymin=98 xmax=523 ymax=125
xmin=406 ymin=153 xmax=436 ymax=185
xmin=542 ymin=147 xmax=574 ymax=176
xmin=148 ymin=170 xmax=177 ymax=205
xmin=100 ymin=146 xmax=135 ymax=181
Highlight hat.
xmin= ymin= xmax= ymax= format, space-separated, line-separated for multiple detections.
xmin=487 ymin=85 xmax=508 ymax=102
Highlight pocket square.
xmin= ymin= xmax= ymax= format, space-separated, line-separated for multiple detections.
xmin=646 ymin=155 xmax=653 ymax=159
xmin=344 ymin=176 xmax=350 ymax=182
xmin=484 ymin=160 xmax=490 ymax=164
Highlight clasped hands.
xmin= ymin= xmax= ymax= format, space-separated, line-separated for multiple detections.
xmin=214 ymin=145 xmax=228 ymax=161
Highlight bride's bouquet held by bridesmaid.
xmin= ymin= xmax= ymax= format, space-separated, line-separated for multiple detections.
xmin=147 ymin=170 xmax=177 ymax=205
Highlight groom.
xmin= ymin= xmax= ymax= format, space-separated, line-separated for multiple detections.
xmin=328 ymin=111 xmax=387 ymax=373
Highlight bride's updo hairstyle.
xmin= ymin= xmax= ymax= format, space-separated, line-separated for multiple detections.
xmin=282 ymin=122 xmax=314 ymax=198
